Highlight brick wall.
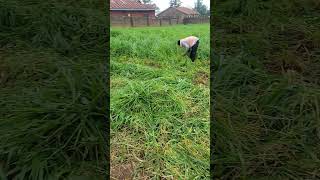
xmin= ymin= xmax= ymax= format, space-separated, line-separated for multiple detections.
xmin=110 ymin=10 xmax=155 ymax=17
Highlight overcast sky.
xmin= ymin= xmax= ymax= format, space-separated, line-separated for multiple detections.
xmin=153 ymin=0 xmax=210 ymax=12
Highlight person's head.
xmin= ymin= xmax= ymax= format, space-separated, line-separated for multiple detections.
xmin=177 ymin=40 xmax=180 ymax=46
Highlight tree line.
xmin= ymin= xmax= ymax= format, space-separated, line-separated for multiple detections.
xmin=140 ymin=0 xmax=210 ymax=16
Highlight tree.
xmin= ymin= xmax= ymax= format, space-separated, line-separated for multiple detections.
xmin=155 ymin=6 xmax=160 ymax=14
xmin=140 ymin=0 xmax=160 ymax=14
xmin=141 ymin=0 xmax=152 ymax=4
xmin=206 ymin=8 xmax=210 ymax=16
xmin=169 ymin=0 xmax=182 ymax=7
xmin=194 ymin=0 xmax=208 ymax=15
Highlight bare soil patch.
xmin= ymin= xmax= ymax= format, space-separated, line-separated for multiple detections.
xmin=193 ymin=71 xmax=209 ymax=85
xmin=111 ymin=162 xmax=135 ymax=180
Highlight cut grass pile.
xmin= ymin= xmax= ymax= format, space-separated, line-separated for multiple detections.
xmin=110 ymin=24 xmax=210 ymax=179
xmin=213 ymin=0 xmax=320 ymax=179
xmin=0 ymin=1 xmax=108 ymax=179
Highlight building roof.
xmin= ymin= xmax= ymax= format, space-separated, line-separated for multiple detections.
xmin=110 ymin=0 xmax=156 ymax=10
xmin=176 ymin=7 xmax=200 ymax=15
xmin=157 ymin=6 xmax=200 ymax=16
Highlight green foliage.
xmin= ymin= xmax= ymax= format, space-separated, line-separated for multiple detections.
xmin=0 ymin=0 xmax=108 ymax=179
xmin=141 ymin=0 xmax=152 ymax=4
xmin=111 ymin=25 xmax=209 ymax=61
xmin=169 ymin=0 xmax=182 ymax=7
xmin=0 ymin=0 xmax=107 ymax=55
xmin=194 ymin=0 xmax=208 ymax=15
xmin=111 ymin=25 xmax=210 ymax=179
xmin=213 ymin=0 xmax=320 ymax=179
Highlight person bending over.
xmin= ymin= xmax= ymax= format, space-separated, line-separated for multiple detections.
xmin=177 ymin=36 xmax=199 ymax=62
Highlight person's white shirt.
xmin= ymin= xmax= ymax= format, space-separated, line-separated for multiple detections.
xmin=180 ymin=36 xmax=199 ymax=49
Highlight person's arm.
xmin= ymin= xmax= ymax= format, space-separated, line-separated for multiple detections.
xmin=180 ymin=41 xmax=190 ymax=56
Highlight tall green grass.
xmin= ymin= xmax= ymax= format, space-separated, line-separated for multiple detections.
xmin=213 ymin=0 xmax=320 ymax=179
xmin=0 ymin=1 xmax=108 ymax=179
xmin=111 ymin=25 xmax=210 ymax=179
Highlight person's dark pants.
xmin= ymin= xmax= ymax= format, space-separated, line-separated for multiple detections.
xmin=189 ymin=40 xmax=199 ymax=62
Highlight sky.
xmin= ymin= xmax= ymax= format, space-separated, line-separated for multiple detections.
xmin=153 ymin=0 xmax=210 ymax=12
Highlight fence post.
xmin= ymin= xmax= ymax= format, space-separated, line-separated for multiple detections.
xmin=160 ymin=19 xmax=162 ymax=26
xmin=146 ymin=16 xmax=150 ymax=26
xmin=169 ymin=18 xmax=172 ymax=25
xmin=130 ymin=16 xmax=134 ymax=27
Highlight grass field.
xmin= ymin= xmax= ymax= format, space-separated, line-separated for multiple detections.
xmin=110 ymin=24 xmax=210 ymax=179
xmin=213 ymin=0 xmax=320 ymax=179
xmin=2 ymin=0 xmax=319 ymax=179
xmin=0 ymin=1 xmax=108 ymax=179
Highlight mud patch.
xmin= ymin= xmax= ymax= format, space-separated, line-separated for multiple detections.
xmin=111 ymin=162 xmax=134 ymax=180
xmin=111 ymin=130 xmax=151 ymax=179
xmin=193 ymin=71 xmax=209 ymax=85
xmin=110 ymin=161 xmax=151 ymax=180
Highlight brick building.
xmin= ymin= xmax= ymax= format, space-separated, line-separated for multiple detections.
xmin=157 ymin=7 xmax=200 ymax=19
xmin=110 ymin=0 xmax=156 ymax=17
